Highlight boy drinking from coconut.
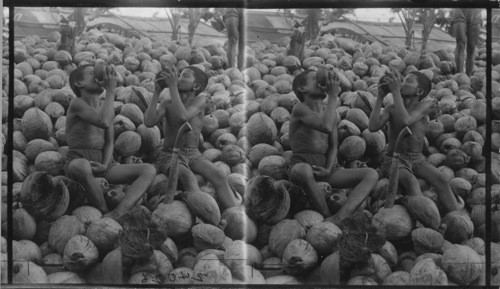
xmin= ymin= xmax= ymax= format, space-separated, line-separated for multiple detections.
xmin=65 ymin=64 xmax=157 ymax=220
xmin=368 ymin=70 xmax=460 ymax=213
xmin=289 ymin=69 xmax=379 ymax=224
xmin=144 ymin=66 xmax=238 ymax=211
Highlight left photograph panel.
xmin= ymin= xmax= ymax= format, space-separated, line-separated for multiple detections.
xmin=2 ymin=7 xmax=252 ymax=285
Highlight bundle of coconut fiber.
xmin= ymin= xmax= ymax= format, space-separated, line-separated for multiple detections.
xmin=338 ymin=211 xmax=386 ymax=270
xmin=117 ymin=208 xmax=166 ymax=261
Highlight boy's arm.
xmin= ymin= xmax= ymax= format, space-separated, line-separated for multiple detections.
xmin=368 ymin=96 xmax=391 ymax=132
xmin=325 ymin=110 xmax=340 ymax=171
xmin=144 ymin=89 xmax=168 ymax=127
xmin=102 ymin=123 xmax=114 ymax=168
xmin=144 ymin=73 xmax=168 ymax=127
xmin=73 ymin=66 xmax=117 ymax=128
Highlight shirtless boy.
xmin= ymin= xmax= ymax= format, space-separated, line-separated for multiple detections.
xmin=289 ymin=69 xmax=379 ymax=224
xmin=65 ymin=64 xmax=156 ymax=219
xmin=144 ymin=66 xmax=238 ymax=211
xmin=368 ymin=70 xmax=459 ymax=213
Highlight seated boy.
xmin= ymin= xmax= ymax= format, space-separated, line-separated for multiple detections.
xmin=289 ymin=69 xmax=379 ymax=224
xmin=368 ymin=70 xmax=459 ymax=213
xmin=144 ymin=66 xmax=238 ymax=211
xmin=65 ymin=64 xmax=157 ymax=219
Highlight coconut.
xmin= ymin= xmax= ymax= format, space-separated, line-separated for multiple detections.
xmin=442 ymin=244 xmax=482 ymax=285
xmin=379 ymin=241 xmax=398 ymax=269
xmin=445 ymin=149 xmax=470 ymax=170
xmin=244 ymin=175 xmax=290 ymax=225
xmin=462 ymin=237 xmax=485 ymax=255
xmin=221 ymin=206 xmax=257 ymax=243
xmin=34 ymin=151 xmax=63 ymax=176
xmin=192 ymin=224 xmax=225 ymax=251
xmin=347 ymin=275 xmax=378 ymax=285
xmin=20 ymin=172 xmax=69 ymax=221
xmin=21 ymin=107 xmax=52 ymax=141
xmin=12 ymin=240 xmax=42 ymax=263
xmin=258 ymin=155 xmax=286 ymax=180
xmin=12 ymin=208 xmax=37 ymax=240
xmin=151 ymin=201 xmax=194 ymax=238
xmin=282 ymin=239 xmax=318 ymax=276
xmin=177 ymin=247 xmax=198 ymax=270
xmin=41 ymin=253 xmax=64 ymax=275
xmin=136 ymin=124 xmax=161 ymax=153
xmin=130 ymin=250 xmax=173 ymax=280
xmin=63 ymin=235 xmax=99 ymax=272
xmin=442 ymin=211 xmax=474 ymax=244
xmin=401 ymin=195 xmax=440 ymax=230
xmin=11 ymin=260 xmax=49 ymax=283
xmin=247 ymin=112 xmax=277 ymax=145
xmin=220 ymin=144 xmax=245 ymax=166
xmin=294 ymin=210 xmax=324 ymax=231
xmin=215 ymin=133 xmax=238 ymax=150
xmin=454 ymin=116 xmax=477 ymax=139
xmin=339 ymin=135 xmax=366 ymax=162
xmin=269 ymin=219 xmax=306 ymax=258
xmin=228 ymin=173 xmax=246 ymax=197
xmin=411 ymin=228 xmax=444 ymax=254
xmin=320 ymin=251 xmax=340 ymax=285
xmin=383 ymin=271 xmax=410 ymax=285
xmin=72 ymin=206 xmax=102 ymax=227
xmin=115 ymin=131 xmax=141 ymax=157
xmin=362 ymin=129 xmax=386 ymax=156
xmin=372 ymin=205 xmax=414 ymax=241
xmin=180 ymin=191 xmax=221 ymax=226
xmin=306 ymin=222 xmax=342 ymax=256
xmin=113 ymin=115 xmax=135 ymax=137
xmin=164 ymin=267 xmax=194 ymax=284
xmin=159 ymin=237 xmax=178 ymax=265
xmin=192 ymin=253 xmax=232 ymax=284
xmin=247 ymin=143 xmax=279 ymax=166
xmin=449 ymin=177 xmax=472 ymax=199
xmin=266 ymin=275 xmax=301 ymax=284
xmin=85 ymin=218 xmax=122 ymax=254
xmin=128 ymin=272 xmax=161 ymax=284
xmin=409 ymin=258 xmax=448 ymax=285
xmin=471 ymin=205 xmax=485 ymax=229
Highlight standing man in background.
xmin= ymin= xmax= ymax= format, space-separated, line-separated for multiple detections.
xmin=451 ymin=8 xmax=482 ymax=76
xmin=223 ymin=8 xmax=245 ymax=70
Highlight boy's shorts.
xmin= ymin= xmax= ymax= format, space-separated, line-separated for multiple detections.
xmin=451 ymin=8 xmax=482 ymax=26
xmin=223 ymin=8 xmax=244 ymax=22
xmin=63 ymin=148 xmax=118 ymax=178
xmin=380 ymin=151 xmax=431 ymax=178
xmin=287 ymin=152 xmax=342 ymax=184
xmin=156 ymin=147 xmax=206 ymax=176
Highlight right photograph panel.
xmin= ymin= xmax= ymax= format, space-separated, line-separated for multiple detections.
xmin=492 ymin=8 xmax=500 ymax=286
xmin=244 ymin=8 xmax=488 ymax=285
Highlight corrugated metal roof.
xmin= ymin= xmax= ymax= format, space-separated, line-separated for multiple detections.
xmin=321 ymin=19 xmax=456 ymax=51
xmin=12 ymin=7 xmax=227 ymax=45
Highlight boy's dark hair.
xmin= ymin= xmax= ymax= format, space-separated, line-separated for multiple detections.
xmin=410 ymin=71 xmax=432 ymax=100
xmin=69 ymin=64 xmax=92 ymax=98
xmin=292 ymin=69 xmax=312 ymax=102
xmin=184 ymin=66 xmax=208 ymax=96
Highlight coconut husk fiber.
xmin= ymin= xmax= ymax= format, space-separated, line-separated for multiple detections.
xmin=338 ymin=211 xmax=386 ymax=268
xmin=117 ymin=208 xmax=166 ymax=261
